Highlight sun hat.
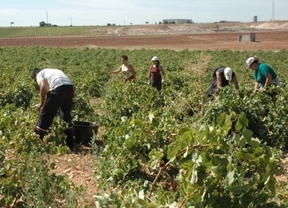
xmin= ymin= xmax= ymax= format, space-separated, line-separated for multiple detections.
xmin=246 ymin=57 xmax=256 ymax=69
xmin=224 ymin=67 xmax=233 ymax=81
xmin=151 ymin=56 xmax=159 ymax=61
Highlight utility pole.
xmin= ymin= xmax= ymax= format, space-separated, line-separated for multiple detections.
xmin=46 ymin=11 xmax=49 ymax=23
xmin=271 ymin=0 xmax=275 ymax=21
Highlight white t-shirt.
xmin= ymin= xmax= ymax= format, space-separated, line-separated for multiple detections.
xmin=36 ymin=68 xmax=72 ymax=90
xmin=121 ymin=64 xmax=131 ymax=77
xmin=121 ymin=64 xmax=129 ymax=72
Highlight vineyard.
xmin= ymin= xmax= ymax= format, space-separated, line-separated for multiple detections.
xmin=0 ymin=26 xmax=106 ymax=37
xmin=1 ymin=27 xmax=288 ymax=207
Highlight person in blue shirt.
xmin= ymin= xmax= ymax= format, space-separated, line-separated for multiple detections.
xmin=246 ymin=56 xmax=280 ymax=92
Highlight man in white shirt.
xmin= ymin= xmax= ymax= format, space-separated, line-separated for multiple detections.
xmin=31 ymin=68 xmax=75 ymax=150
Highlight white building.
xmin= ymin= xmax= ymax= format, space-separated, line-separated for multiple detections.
xmin=162 ymin=19 xmax=193 ymax=24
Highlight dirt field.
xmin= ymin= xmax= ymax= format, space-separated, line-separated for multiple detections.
xmin=0 ymin=31 xmax=288 ymax=51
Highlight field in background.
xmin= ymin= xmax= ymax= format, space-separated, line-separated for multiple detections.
xmin=1 ymin=21 xmax=288 ymax=51
xmin=0 ymin=26 xmax=104 ymax=37
xmin=1 ymin=21 xmax=288 ymax=38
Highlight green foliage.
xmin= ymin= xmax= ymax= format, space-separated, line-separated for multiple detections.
xmin=202 ymin=85 xmax=288 ymax=148
xmin=0 ymin=26 xmax=104 ymax=38
xmin=93 ymin=49 xmax=288 ymax=207
xmin=97 ymin=80 xmax=176 ymax=183
xmin=165 ymin=112 xmax=282 ymax=208
xmin=72 ymin=93 xmax=98 ymax=122
xmin=0 ymin=84 xmax=33 ymax=109
xmin=1 ymin=46 xmax=288 ymax=207
xmin=0 ymin=106 xmax=79 ymax=207
xmin=95 ymin=112 xmax=286 ymax=207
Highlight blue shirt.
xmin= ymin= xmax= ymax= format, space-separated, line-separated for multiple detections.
xmin=254 ymin=63 xmax=277 ymax=86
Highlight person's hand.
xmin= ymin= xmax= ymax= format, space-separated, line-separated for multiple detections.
xmin=34 ymin=103 xmax=42 ymax=111
xmin=256 ymin=88 xmax=265 ymax=92
xmin=162 ymin=79 xmax=165 ymax=83
xmin=73 ymin=87 xmax=76 ymax=98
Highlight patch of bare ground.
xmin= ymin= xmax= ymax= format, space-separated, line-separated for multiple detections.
xmin=47 ymin=98 xmax=105 ymax=207
xmin=275 ymin=153 xmax=288 ymax=200
xmin=276 ymin=153 xmax=288 ymax=182
xmin=49 ymin=150 xmax=98 ymax=207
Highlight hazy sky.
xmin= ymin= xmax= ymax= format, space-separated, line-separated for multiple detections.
xmin=0 ymin=0 xmax=287 ymax=27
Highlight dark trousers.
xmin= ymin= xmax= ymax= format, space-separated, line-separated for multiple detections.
xmin=35 ymin=85 xmax=74 ymax=149
xmin=151 ymin=79 xmax=162 ymax=91
xmin=207 ymin=86 xmax=217 ymax=101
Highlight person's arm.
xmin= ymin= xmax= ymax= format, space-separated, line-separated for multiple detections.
xmin=129 ymin=65 xmax=136 ymax=79
xmin=110 ymin=66 xmax=122 ymax=75
xmin=257 ymin=73 xmax=273 ymax=92
xmin=264 ymin=73 xmax=272 ymax=87
xmin=216 ymin=72 xmax=222 ymax=88
xmin=159 ymin=66 xmax=165 ymax=81
xmin=148 ymin=66 xmax=151 ymax=81
xmin=36 ymin=80 xmax=48 ymax=111
xmin=254 ymin=82 xmax=259 ymax=91
xmin=73 ymin=86 xmax=76 ymax=98
xmin=232 ymin=75 xmax=239 ymax=89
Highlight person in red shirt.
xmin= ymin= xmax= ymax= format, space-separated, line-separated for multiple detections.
xmin=148 ymin=56 xmax=165 ymax=91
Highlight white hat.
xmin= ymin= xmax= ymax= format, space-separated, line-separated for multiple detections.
xmin=151 ymin=56 xmax=159 ymax=61
xmin=224 ymin=67 xmax=233 ymax=81
xmin=246 ymin=57 xmax=256 ymax=69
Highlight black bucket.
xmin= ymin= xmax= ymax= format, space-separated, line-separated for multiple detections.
xmin=73 ymin=121 xmax=99 ymax=145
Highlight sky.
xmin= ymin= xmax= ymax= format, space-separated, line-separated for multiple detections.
xmin=0 ymin=0 xmax=287 ymax=27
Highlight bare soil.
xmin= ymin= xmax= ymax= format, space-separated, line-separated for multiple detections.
xmin=1 ymin=21 xmax=288 ymax=51
xmin=1 ymin=31 xmax=288 ymax=51
xmin=49 ymin=152 xmax=98 ymax=207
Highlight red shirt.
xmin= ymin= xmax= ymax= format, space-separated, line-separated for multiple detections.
xmin=150 ymin=65 xmax=161 ymax=80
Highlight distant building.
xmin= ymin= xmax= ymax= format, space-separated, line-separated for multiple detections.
xmin=219 ymin=20 xmax=241 ymax=23
xmin=162 ymin=19 xmax=193 ymax=24
xmin=238 ymin=33 xmax=256 ymax=42
xmin=253 ymin=16 xmax=258 ymax=22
